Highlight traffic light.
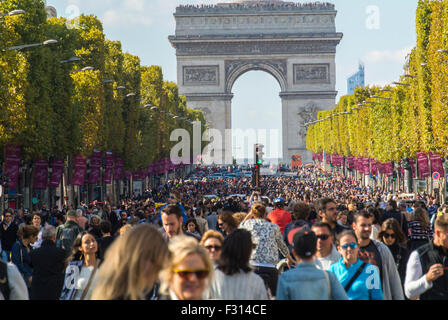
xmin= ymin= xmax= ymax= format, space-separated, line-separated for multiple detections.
xmin=254 ymin=144 xmax=265 ymax=166
xmin=392 ymin=171 xmax=397 ymax=181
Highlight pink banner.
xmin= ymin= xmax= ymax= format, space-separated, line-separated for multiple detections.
xmin=409 ymin=158 xmax=416 ymax=179
xmin=88 ymin=151 xmax=102 ymax=184
xmin=362 ymin=158 xmax=370 ymax=175
xmin=124 ymin=171 xmax=132 ymax=180
xmin=416 ymin=152 xmax=430 ymax=178
xmin=377 ymin=162 xmax=384 ymax=175
xmin=33 ymin=159 xmax=48 ymax=190
xmin=72 ymin=155 xmax=87 ymax=186
xmin=49 ymin=158 xmax=65 ymax=188
xmin=346 ymin=156 xmax=354 ymax=168
xmin=114 ymin=157 xmax=123 ymax=180
xmin=103 ymin=152 xmax=114 ymax=184
xmin=370 ymin=159 xmax=377 ymax=175
xmin=429 ymin=152 xmax=444 ymax=178
xmin=384 ymin=162 xmax=394 ymax=177
xmin=4 ymin=145 xmax=21 ymax=190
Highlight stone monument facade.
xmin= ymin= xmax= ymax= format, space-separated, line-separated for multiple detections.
xmin=169 ymin=0 xmax=343 ymax=164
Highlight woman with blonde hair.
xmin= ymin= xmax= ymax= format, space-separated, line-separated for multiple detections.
xmin=159 ymin=235 xmax=214 ymax=300
xmin=91 ymin=224 xmax=170 ymax=300
xmin=200 ymin=230 xmax=224 ymax=264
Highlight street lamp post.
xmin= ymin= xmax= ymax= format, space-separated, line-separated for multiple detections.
xmin=60 ymin=57 xmax=81 ymax=64
xmin=8 ymin=39 xmax=58 ymax=51
xmin=0 ymin=10 xmax=25 ymax=18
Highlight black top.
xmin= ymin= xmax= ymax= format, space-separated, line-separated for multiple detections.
xmin=98 ymin=236 xmax=116 ymax=259
xmin=29 ymin=240 xmax=67 ymax=300
xmin=0 ymin=222 xmax=19 ymax=251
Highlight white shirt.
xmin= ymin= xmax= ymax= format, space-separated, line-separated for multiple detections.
xmin=404 ymin=250 xmax=433 ymax=299
xmin=314 ymin=245 xmax=342 ymax=270
xmin=72 ymin=266 xmax=95 ymax=300
xmin=0 ymin=263 xmax=29 ymax=300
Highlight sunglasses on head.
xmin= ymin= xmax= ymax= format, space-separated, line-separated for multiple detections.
xmin=341 ymin=242 xmax=358 ymax=250
xmin=383 ymin=233 xmax=396 ymax=239
xmin=173 ymin=269 xmax=209 ymax=280
xmin=317 ymin=234 xmax=330 ymax=241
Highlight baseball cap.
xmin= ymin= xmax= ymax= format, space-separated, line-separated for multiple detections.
xmin=293 ymin=228 xmax=317 ymax=258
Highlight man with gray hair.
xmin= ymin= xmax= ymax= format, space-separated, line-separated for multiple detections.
xmin=30 ymin=225 xmax=67 ymax=300
xmin=55 ymin=210 xmax=83 ymax=253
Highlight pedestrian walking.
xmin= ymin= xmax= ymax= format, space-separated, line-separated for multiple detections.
xmin=91 ymin=224 xmax=170 ymax=300
xmin=329 ymin=230 xmax=384 ymax=300
xmin=277 ymin=228 xmax=348 ymax=300
xmin=207 ymin=229 xmax=268 ymax=300
xmin=29 ymin=226 xmax=67 ymax=300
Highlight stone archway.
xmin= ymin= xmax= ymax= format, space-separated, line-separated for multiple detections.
xmin=169 ymin=0 xmax=343 ymax=164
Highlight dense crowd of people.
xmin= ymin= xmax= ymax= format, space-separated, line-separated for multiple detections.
xmin=0 ymin=164 xmax=447 ymax=300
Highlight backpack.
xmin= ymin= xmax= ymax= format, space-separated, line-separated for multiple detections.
xmin=0 ymin=260 xmax=10 ymax=300
xmin=56 ymin=225 xmax=78 ymax=251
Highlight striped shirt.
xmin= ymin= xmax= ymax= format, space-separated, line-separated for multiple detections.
xmin=408 ymin=221 xmax=433 ymax=241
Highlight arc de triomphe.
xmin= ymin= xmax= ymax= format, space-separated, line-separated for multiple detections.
xmin=169 ymin=0 xmax=343 ymax=164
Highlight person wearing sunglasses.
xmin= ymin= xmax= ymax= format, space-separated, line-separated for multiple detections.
xmin=328 ymin=230 xmax=383 ymax=300
xmin=200 ymin=230 xmax=224 ymax=264
xmin=159 ymin=235 xmax=213 ymax=300
xmin=277 ymin=229 xmax=348 ymax=300
xmin=207 ymin=229 xmax=268 ymax=300
xmin=1 ymin=209 xmax=19 ymax=262
xmin=312 ymin=222 xmax=341 ymax=270
xmin=378 ymin=218 xmax=410 ymax=289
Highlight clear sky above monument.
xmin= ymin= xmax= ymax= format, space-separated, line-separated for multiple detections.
xmin=46 ymin=0 xmax=418 ymax=161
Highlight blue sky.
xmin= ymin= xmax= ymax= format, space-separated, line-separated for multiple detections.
xmin=46 ymin=0 xmax=418 ymax=161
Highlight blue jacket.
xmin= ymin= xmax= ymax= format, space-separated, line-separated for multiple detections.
xmin=11 ymin=240 xmax=33 ymax=284
xmin=276 ymin=261 xmax=348 ymax=300
xmin=328 ymin=258 xmax=384 ymax=300
xmin=157 ymin=203 xmax=188 ymax=225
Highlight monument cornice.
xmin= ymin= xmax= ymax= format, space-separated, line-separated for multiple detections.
xmin=170 ymin=39 xmax=341 ymax=56
xmin=169 ymin=32 xmax=343 ymax=42
xmin=279 ymin=90 xmax=338 ymax=100
xmin=183 ymin=93 xmax=235 ymax=101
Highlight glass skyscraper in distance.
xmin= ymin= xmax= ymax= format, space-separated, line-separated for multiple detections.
xmin=347 ymin=63 xmax=365 ymax=95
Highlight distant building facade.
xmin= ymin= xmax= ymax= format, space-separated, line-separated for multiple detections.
xmin=347 ymin=63 xmax=365 ymax=95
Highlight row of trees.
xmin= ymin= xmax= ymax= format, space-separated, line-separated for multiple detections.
xmin=306 ymin=0 xmax=448 ymax=164
xmin=0 ymin=0 xmax=206 ymax=174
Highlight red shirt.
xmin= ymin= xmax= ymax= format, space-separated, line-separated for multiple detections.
xmin=267 ymin=208 xmax=292 ymax=235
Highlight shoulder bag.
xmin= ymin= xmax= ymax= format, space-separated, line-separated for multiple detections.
xmin=344 ymin=262 xmax=367 ymax=293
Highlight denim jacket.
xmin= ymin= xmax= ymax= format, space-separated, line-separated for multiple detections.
xmin=11 ymin=240 xmax=33 ymax=285
xmin=276 ymin=261 xmax=348 ymax=300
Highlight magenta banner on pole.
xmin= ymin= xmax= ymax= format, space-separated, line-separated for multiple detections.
xmin=370 ymin=159 xmax=377 ymax=175
xmin=72 ymin=155 xmax=87 ymax=186
xmin=49 ymin=158 xmax=64 ymax=188
xmin=33 ymin=159 xmax=48 ymax=190
xmin=346 ymin=157 xmax=354 ymax=168
xmin=103 ymin=152 xmax=114 ymax=184
xmin=409 ymin=158 xmax=416 ymax=179
xmin=362 ymin=158 xmax=370 ymax=175
xmin=429 ymin=152 xmax=444 ymax=178
xmin=416 ymin=152 xmax=430 ymax=178
xmin=384 ymin=162 xmax=394 ymax=177
xmin=377 ymin=162 xmax=384 ymax=175
xmin=88 ymin=151 xmax=102 ymax=184
xmin=124 ymin=171 xmax=132 ymax=180
xmin=113 ymin=157 xmax=123 ymax=180
xmin=4 ymin=145 xmax=21 ymax=190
